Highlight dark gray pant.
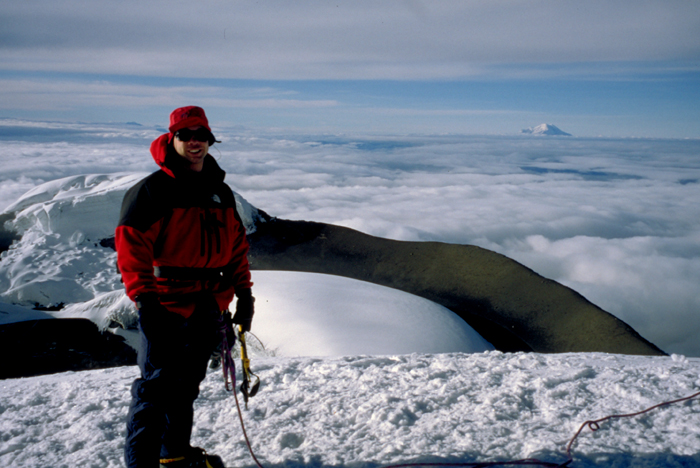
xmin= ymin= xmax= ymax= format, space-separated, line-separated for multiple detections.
xmin=124 ymin=298 xmax=221 ymax=467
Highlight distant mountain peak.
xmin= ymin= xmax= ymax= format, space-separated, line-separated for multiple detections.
xmin=521 ymin=123 xmax=572 ymax=136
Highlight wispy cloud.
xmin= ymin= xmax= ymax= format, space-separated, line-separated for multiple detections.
xmin=2 ymin=1 xmax=699 ymax=80
xmin=0 ymin=79 xmax=338 ymax=113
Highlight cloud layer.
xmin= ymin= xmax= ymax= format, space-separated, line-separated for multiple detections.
xmin=2 ymin=119 xmax=699 ymax=356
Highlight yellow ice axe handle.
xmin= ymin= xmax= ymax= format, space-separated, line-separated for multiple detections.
xmin=239 ymin=325 xmax=252 ymax=379
xmin=238 ymin=325 xmax=260 ymax=405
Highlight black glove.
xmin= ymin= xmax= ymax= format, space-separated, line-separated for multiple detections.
xmin=135 ymin=292 xmax=183 ymax=340
xmin=232 ymin=288 xmax=255 ymax=332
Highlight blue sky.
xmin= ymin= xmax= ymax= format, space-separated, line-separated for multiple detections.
xmin=1 ymin=1 xmax=699 ymax=138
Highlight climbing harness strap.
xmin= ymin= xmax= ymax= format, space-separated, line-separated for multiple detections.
xmin=217 ymin=315 xmax=236 ymax=392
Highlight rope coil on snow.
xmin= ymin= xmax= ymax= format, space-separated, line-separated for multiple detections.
xmin=564 ymin=390 xmax=700 ymax=461
xmin=384 ymin=390 xmax=700 ymax=468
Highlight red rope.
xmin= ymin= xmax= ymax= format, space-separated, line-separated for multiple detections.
xmin=228 ymin=359 xmax=266 ymax=468
xmin=380 ymin=459 xmax=564 ymax=468
xmin=564 ymin=390 xmax=700 ymax=460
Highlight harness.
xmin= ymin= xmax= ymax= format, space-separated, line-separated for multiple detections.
xmin=153 ymin=265 xmax=238 ymax=282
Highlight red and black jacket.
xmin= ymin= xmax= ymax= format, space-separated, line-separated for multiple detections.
xmin=115 ymin=134 xmax=252 ymax=318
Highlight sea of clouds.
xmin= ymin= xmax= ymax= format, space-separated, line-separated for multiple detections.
xmin=1 ymin=118 xmax=699 ymax=356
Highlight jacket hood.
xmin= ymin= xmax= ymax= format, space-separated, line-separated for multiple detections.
xmin=149 ymin=133 xmax=224 ymax=182
xmin=150 ymin=133 xmax=176 ymax=177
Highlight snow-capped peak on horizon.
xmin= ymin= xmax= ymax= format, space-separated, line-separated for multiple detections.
xmin=521 ymin=123 xmax=572 ymax=136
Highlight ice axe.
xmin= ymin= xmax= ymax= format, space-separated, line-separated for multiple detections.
xmin=238 ymin=325 xmax=260 ymax=408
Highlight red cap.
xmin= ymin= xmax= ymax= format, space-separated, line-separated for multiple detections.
xmin=168 ymin=106 xmax=212 ymax=133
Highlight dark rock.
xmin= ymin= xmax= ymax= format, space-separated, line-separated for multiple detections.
xmin=32 ymin=302 xmax=65 ymax=312
xmin=0 ymin=212 xmax=20 ymax=256
xmin=248 ymin=218 xmax=665 ymax=356
xmin=99 ymin=237 xmax=116 ymax=250
xmin=0 ymin=318 xmax=136 ymax=379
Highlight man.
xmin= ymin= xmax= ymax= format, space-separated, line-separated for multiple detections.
xmin=116 ymin=106 xmax=254 ymax=468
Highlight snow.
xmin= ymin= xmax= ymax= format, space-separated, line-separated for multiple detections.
xmin=251 ymin=271 xmax=492 ymax=356
xmin=0 ymin=174 xmax=146 ymax=307
xmin=521 ymin=124 xmax=572 ymax=136
xmin=0 ymin=300 xmax=52 ymax=325
xmin=1 ymin=352 xmax=699 ymax=468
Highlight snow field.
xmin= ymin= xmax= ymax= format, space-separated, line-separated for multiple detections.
xmin=1 ymin=352 xmax=699 ymax=468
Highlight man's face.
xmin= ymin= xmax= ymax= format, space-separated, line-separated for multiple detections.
xmin=173 ymin=126 xmax=210 ymax=172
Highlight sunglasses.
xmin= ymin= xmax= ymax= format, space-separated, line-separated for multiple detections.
xmin=175 ymin=128 xmax=212 ymax=143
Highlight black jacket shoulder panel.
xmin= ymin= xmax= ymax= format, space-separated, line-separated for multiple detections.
xmin=118 ymin=171 xmax=172 ymax=232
